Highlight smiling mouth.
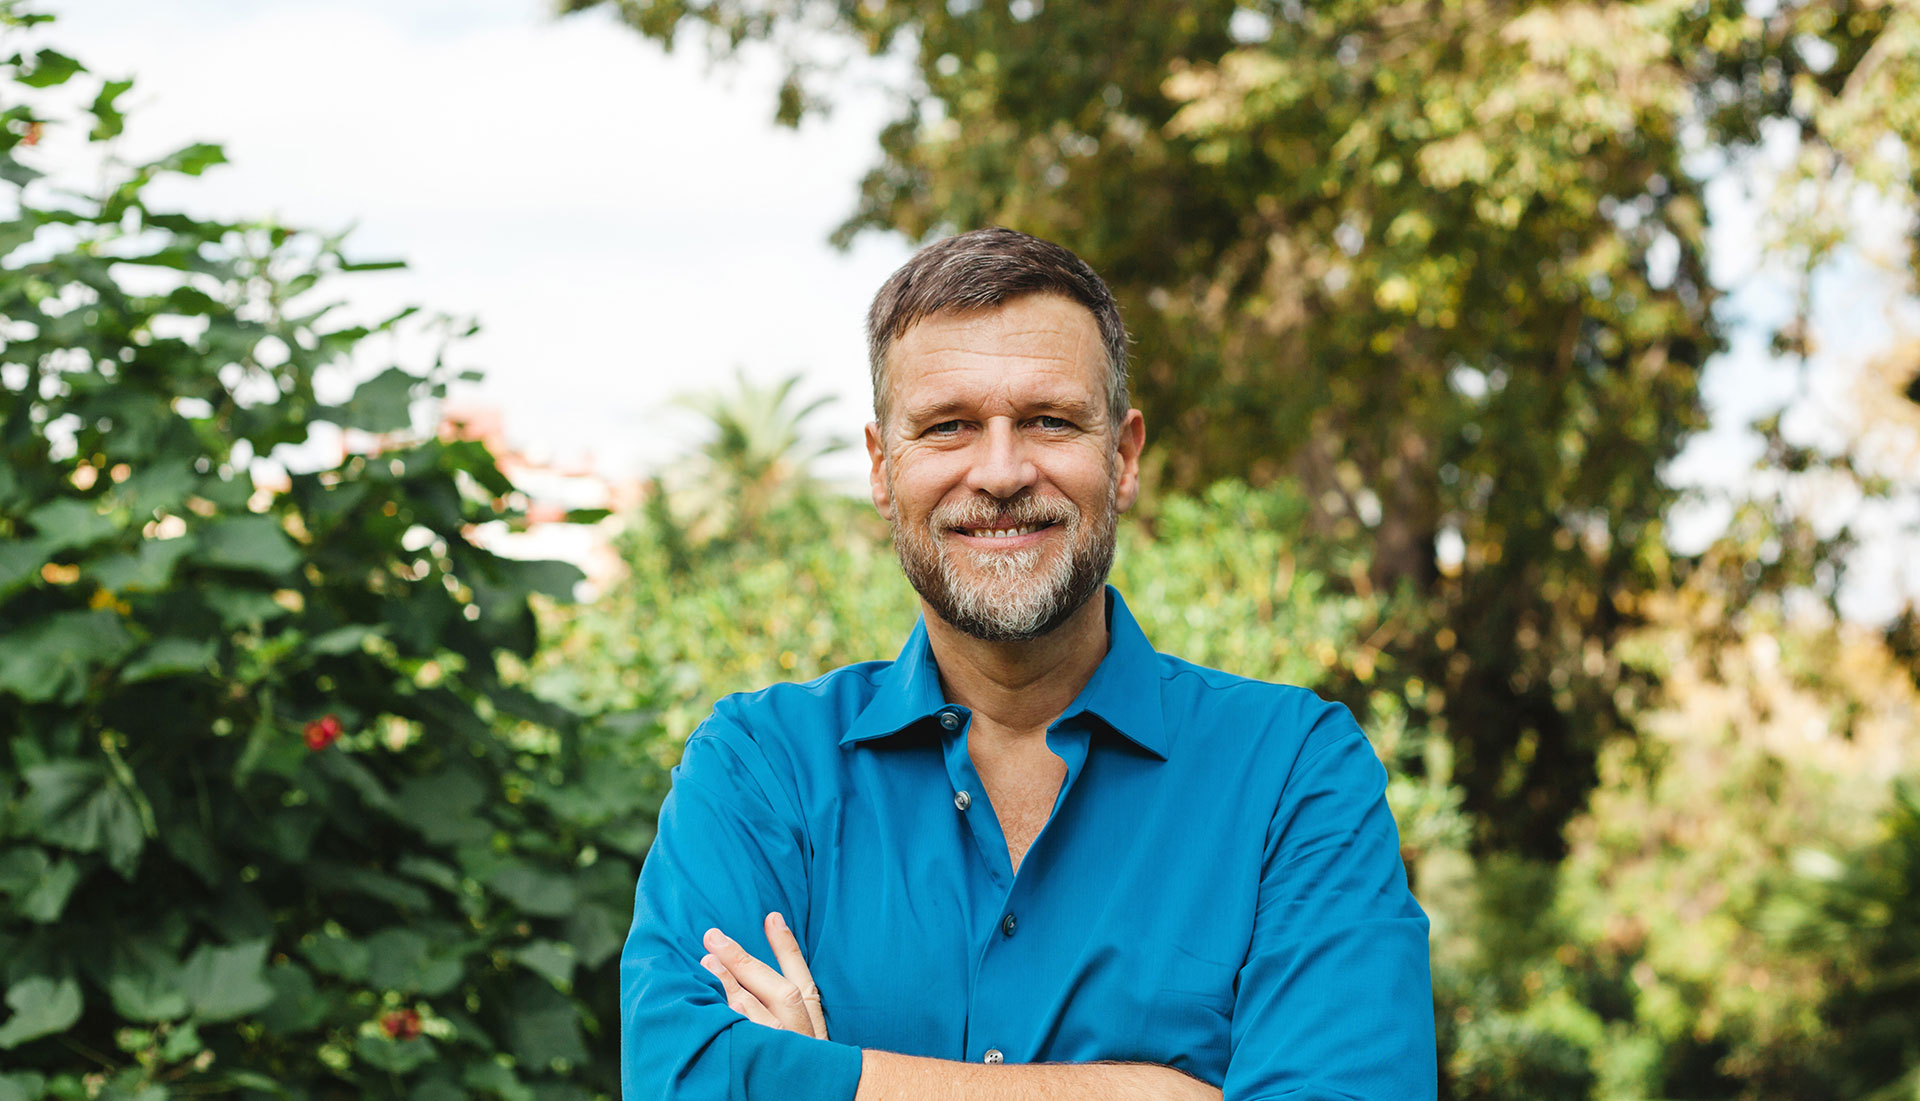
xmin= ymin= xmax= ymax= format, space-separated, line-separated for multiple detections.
xmin=956 ymin=522 xmax=1056 ymax=539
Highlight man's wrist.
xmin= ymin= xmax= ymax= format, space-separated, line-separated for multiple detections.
xmin=854 ymin=1048 xmax=1222 ymax=1101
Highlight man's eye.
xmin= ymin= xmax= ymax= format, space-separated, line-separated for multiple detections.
xmin=1033 ymin=416 xmax=1071 ymax=430
xmin=926 ymin=420 xmax=964 ymax=435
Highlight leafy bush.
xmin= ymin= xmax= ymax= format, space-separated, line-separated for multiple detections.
xmin=0 ymin=16 xmax=654 ymax=1099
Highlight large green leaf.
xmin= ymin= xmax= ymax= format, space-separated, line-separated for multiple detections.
xmin=120 ymin=637 xmax=217 ymax=683
xmin=195 ymin=515 xmax=300 ymax=577
xmin=331 ymin=367 xmax=417 ymax=433
xmin=363 ymin=928 xmax=464 ymax=996
xmin=26 ymin=498 xmax=118 ymax=554
xmin=510 ymin=940 xmax=576 ymax=991
xmin=484 ymin=861 xmax=577 ymax=918
xmin=502 ymin=976 xmax=585 ymax=1068
xmin=105 ymin=942 xmax=188 ymax=1022
xmin=0 ymin=610 xmax=138 ymax=705
xmin=0 ymin=976 xmax=82 ymax=1049
xmin=87 ymin=538 xmax=194 ymax=592
xmin=394 ymin=766 xmax=489 ymax=846
xmin=0 ymin=1072 xmax=48 ymax=1101
xmin=179 ymin=939 xmax=275 ymax=1022
xmin=21 ymin=761 xmax=146 ymax=875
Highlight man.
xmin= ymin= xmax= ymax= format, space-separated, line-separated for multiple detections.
xmin=620 ymin=228 xmax=1436 ymax=1100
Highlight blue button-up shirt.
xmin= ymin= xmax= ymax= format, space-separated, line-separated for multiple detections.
xmin=620 ymin=588 xmax=1435 ymax=1099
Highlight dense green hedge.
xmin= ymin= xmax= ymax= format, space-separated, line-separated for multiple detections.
xmin=0 ymin=22 xmax=655 ymax=1098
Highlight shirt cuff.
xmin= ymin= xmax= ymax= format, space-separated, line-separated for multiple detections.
xmin=730 ymin=1024 xmax=863 ymax=1100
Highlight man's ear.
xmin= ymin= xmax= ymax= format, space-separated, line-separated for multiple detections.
xmin=865 ymin=420 xmax=893 ymax=521
xmin=1113 ymin=408 xmax=1146 ymax=514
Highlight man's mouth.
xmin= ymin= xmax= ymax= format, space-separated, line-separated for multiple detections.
xmin=955 ymin=521 xmax=1055 ymax=539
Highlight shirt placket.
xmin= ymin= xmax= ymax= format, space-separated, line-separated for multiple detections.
xmin=937 ymin=706 xmax=1093 ymax=1066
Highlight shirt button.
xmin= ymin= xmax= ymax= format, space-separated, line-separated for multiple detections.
xmin=1001 ymin=913 xmax=1017 ymax=937
xmin=983 ymin=1049 xmax=1004 ymax=1064
xmin=937 ymin=708 xmax=961 ymax=731
xmin=954 ymin=790 xmax=971 ymax=811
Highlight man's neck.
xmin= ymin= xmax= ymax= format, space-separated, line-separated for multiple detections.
xmin=922 ymin=592 xmax=1110 ymax=749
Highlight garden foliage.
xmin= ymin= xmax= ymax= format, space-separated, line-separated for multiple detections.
xmin=0 ymin=16 xmax=655 ymax=1099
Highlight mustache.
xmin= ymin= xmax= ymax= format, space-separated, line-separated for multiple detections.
xmin=928 ymin=495 xmax=1077 ymax=531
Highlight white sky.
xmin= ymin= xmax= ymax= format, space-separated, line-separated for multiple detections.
xmin=28 ymin=0 xmax=1920 ymax=619
xmin=49 ymin=0 xmax=913 ymax=485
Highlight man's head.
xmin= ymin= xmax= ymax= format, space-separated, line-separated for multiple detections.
xmin=866 ymin=227 xmax=1130 ymax=431
xmin=864 ymin=229 xmax=1145 ymax=644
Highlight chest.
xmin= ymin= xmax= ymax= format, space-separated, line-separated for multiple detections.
xmin=971 ymin=747 xmax=1067 ymax=873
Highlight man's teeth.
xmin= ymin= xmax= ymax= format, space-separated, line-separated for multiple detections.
xmin=963 ymin=523 xmax=1044 ymax=539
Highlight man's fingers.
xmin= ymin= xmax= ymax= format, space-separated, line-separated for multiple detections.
xmin=701 ymin=953 xmax=779 ymax=1028
xmin=702 ymin=927 xmax=814 ymax=1035
xmin=764 ymin=911 xmax=829 ymax=1040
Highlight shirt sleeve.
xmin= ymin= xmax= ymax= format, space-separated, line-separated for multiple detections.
xmin=1223 ymin=702 xmax=1438 ymax=1101
xmin=620 ymin=712 xmax=864 ymax=1100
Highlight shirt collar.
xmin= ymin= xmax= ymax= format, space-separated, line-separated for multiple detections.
xmin=840 ymin=586 xmax=1168 ymax=760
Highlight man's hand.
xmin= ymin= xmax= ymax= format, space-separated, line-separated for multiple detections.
xmin=699 ymin=911 xmax=829 ymax=1040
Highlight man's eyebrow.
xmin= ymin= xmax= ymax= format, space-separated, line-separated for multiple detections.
xmin=901 ymin=396 xmax=1102 ymax=424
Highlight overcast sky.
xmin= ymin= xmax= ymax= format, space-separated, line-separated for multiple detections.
xmin=31 ymin=0 xmax=1920 ymax=618
xmin=51 ymin=0 xmax=913 ymax=484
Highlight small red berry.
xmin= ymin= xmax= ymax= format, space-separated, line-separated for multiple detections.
xmin=303 ymin=714 xmax=343 ymax=751
xmin=380 ymin=1008 xmax=422 ymax=1041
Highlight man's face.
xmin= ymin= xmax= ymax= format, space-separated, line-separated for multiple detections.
xmin=865 ymin=293 xmax=1145 ymax=642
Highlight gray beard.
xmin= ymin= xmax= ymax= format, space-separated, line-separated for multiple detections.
xmin=888 ymin=474 xmax=1118 ymax=644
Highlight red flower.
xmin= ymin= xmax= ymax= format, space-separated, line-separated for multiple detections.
xmin=379 ymin=1008 xmax=422 ymax=1041
xmin=303 ymin=714 xmax=344 ymax=751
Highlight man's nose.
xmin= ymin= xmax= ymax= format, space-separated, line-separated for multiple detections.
xmin=963 ymin=419 xmax=1037 ymax=499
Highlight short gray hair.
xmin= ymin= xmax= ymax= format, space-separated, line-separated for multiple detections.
xmin=865 ymin=227 xmax=1129 ymax=429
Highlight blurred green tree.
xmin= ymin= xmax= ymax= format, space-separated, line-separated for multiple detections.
xmin=0 ymin=11 xmax=653 ymax=1098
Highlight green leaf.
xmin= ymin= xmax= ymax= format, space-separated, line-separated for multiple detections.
xmin=255 ymin=962 xmax=324 ymax=1034
xmin=89 ymin=78 xmax=132 ymax=141
xmin=300 ymin=930 xmax=370 ymax=981
xmin=18 ymin=48 xmax=82 ymax=87
xmin=117 ymin=462 xmax=197 ymax=518
xmin=0 ymin=610 xmax=139 ymax=704
xmin=503 ymin=977 xmax=585 ymax=1068
xmin=179 ymin=939 xmax=275 ymax=1021
xmin=394 ymin=766 xmax=489 ymax=846
xmin=0 ymin=1071 xmax=48 ymax=1101
xmin=509 ymin=941 xmax=575 ymax=991
xmin=357 ymin=1034 xmax=436 ymax=1074
xmin=17 ymin=858 xmax=81 ymax=923
xmin=151 ymin=141 xmax=227 ymax=177
xmin=0 ymin=976 xmax=82 ymax=1049
xmin=331 ymin=367 xmax=418 ymax=434
xmin=0 ymin=537 xmax=50 ymax=601
xmin=87 ymin=538 xmax=194 ymax=592
xmin=306 ymin=624 xmax=383 ymax=655
xmin=484 ymin=861 xmax=577 ymax=918
xmin=120 ymin=637 xmax=217 ymax=683
xmin=494 ymin=556 xmax=584 ymax=602
xmin=105 ymin=942 xmax=188 ymax=1022
xmin=195 ymin=515 xmax=300 ymax=576
xmin=0 ymin=849 xmax=49 ymax=895
xmin=22 ymin=761 xmax=147 ymax=875
xmin=461 ymin=1062 xmax=533 ymax=1101
xmin=26 ymin=498 xmax=117 ymax=554
xmin=561 ymin=904 xmax=625 ymax=970
xmin=364 ymin=928 xmax=464 ymax=996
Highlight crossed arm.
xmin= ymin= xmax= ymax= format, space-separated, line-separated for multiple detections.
xmin=699 ymin=913 xmax=1223 ymax=1101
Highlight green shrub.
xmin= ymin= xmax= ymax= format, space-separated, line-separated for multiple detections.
xmin=0 ymin=16 xmax=654 ymax=1098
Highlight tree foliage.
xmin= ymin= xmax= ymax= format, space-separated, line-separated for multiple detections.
xmin=571 ymin=0 xmax=1920 ymax=855
xmin=0 ymin=16 xmax=652 ymax=1098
